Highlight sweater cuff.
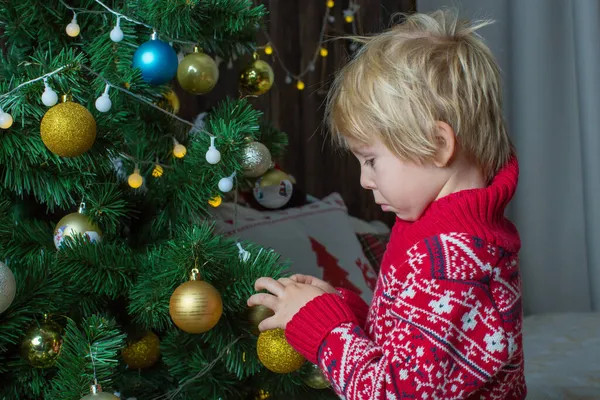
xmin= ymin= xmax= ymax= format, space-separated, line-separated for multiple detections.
xmin=337 ymin=288 xmax=370 ymax=327
xmin=285 ymin=293 xmax=358 ymax=364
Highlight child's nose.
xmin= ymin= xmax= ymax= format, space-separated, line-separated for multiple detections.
xmin=360 ymin=171 xmax=376 ymax=190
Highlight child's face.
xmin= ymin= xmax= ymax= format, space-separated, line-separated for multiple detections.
xmin=351 ymin=138 xmax=450 ymax=222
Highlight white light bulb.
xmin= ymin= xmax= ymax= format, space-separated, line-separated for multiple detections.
xmin=205 ymin=137 xmax=221 ymax=164
xmin=95 ymin=94 xmax=112 ymax=112
xmin=41 ymin=86 xmax=58 ymax=107
xmin=0 ymin=111 xmax=14 ymax=129
xmin=218 ymin=173 xmax=235 ymax=193
xmin=66 ymin=16 xmax=80 ymax=37
xmin=110 ymin=17 xmax=123 ymax=42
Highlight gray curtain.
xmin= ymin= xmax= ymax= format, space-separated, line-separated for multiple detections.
xmin=417 ymin=0 xmax=600 ymax=314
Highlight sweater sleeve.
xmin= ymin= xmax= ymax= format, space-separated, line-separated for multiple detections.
xmin=286 ymin=271 xmax=517 ymax=399
xmin=336 ymin=287 xmax=369 ymax=327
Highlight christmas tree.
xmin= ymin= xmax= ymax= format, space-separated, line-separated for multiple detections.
xmin=0 ymin=1 xmax=335 ymax=398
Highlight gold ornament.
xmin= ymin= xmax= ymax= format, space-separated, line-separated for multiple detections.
xmin=40 ymin=98 xmax=96 ymax=157
xmin=0 ymin=261 xmax=16 ymax=314
xmin=177 ymin=49 xmax=219 ymax=95
xmin=301 ymin=363 xmax=331 ymax=389
xmin=152 ymin=164 xmax=164 ymax=178
xmin=296 ymin=80 xmax=305 ymax=91
xmin=257 ymin=328 xmax=305 ymax=373
xmin=169 ymin=269 xmax=223 ymax=334
xmin=240 ymin=57 xmax=274 ymax=96
xmin=257 ymin=169 xmax=291 ymax=188
xmin=121 ymin=331 xmax=161 ymax=369
xmin=242 ymin=141 xmax=272 ymax=178
xmin=247 ymin=305 xmax=274 ymax=335
xmin=21 ymin=317 xmax=63 ymax=368
xmin=208 ymin=195 xmax=222 ymax=207
xmin=54 ymin=209 xmax=102 ymax=249
xmin=128 ymin=168 xmax=144 ymax=188
xmin=80 ymin=383 xmax=119 ymax=400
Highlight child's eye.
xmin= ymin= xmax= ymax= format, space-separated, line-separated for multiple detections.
xmin=363 ymin=158 xmax=375 ymax=167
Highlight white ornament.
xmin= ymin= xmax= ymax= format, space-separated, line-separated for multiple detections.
xmin=218 ymin=172 xmax=235 ymax=193
xmin=252 ymin=175 xmax=293 ymax=209
xmin=95 ymin=85 xmax=112 ymax=113
xmin=41 ymin=79 xmax=58 ymax=107
xmin=205 ymin=137 xmax=221 ymax=164
xmin=66 ymin=16 xmax=80 ymax=37
xmin=110 ymin=17 xmax=124 ymax=42
xmin=0 ymin=111 xmax=13 ymax=129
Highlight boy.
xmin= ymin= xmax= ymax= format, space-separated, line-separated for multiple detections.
xmin=248 ymin=9 xmax=525 ymax=399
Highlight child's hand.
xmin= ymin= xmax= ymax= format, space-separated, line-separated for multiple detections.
xmin=247 ymin=277 xmax=326 ymax=331
xmin=289 ymin=274 xmax=338 ymax=294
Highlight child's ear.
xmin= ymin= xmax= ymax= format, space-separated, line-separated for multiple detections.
xmin=433 ymin=121 xmax=456 ymax=167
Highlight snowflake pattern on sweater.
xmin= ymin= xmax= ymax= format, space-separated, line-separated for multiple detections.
xmin=314 ymin=233 xmax=525 ymax=399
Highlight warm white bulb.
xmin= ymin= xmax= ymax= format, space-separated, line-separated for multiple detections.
xmin=42 ymin=88 xmax=58 ymax=107
xmin=95 ymin=94 xmax=112 ymax=113
xmin=0 ymin=112 xmax=13 ymax=129
xmin=66 ymin=21 xmax=80 ymax=37
xmin=205 ymin=146 xmax=221 ymax=164
xmin=218 ymin=177 xmax=234 ymax=192
xmin=110 ymin=26 xmax=124 ymax=42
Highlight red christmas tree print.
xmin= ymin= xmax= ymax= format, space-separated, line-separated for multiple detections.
xmin=308 ymin=236 xmax=362 ymax=295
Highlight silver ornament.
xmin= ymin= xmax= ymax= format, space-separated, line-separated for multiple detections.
xmin=242 ymin=142 xmax=272 ymax=178
xmin=0 ymin=261 xmax=16 ymax=313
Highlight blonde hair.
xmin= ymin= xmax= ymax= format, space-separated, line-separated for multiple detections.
xmin=326 ymin=9 xmax=512 ymax=180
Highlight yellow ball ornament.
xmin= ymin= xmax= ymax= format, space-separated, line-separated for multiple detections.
xmin=121 ymin=331 xmax=161 ymax=369
xmin=296 ymin=80 xmax=305 ymax=91
xmin=128 ymin=169 xmax=144 ymax=189
xmin=169 ymin=270 xmax=223 ymax=334
xmin=240 ymin=58 xmax=274 ymax=96
xmin=40 ymin=99 xmax=96 ymax=157
xmin=257 ymin=328 xmax=305 ymax=373
xmin=173 ymin=143 xmax=187 ymax=159
xmin=247 ymin=305 xmax=274 ymax=335
xmin=208 ymin=195 xmax=222 ymax=207
xmin=152 ymin=164 xmax=164 ymax=178
xmin=21 ymin=317 xmax=63 ymax=368
xmin=177 ymin=50 xmax=219 ymax=95
xmin=54 ymin=210 xmax=102 ymax=249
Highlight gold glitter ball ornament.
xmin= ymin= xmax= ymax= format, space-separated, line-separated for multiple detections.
xmin=0 ymin=261 xmax=16 ymax=314
xmin=300 ymin=362 xmax=331 ymax=389
xmin=247 ymin=305 xmax=274 ymax=335
xmin=242 ymin=141 xmax=272 ymax=178
xmin=257 ymin=328 xmax=305 ymax=373
xmin=40 ymin=100 xmax=96 ymax=157
xmin=121 ymin=331 xmax=161 ymax=369
xmin=169 ymin=271 xmax=223 ymax=334
xmin=240 ymin=59 xmax=274 ymax=96
xmin=21 ymin=317 xmax=63 ymax=368
xmin=177 ymin=50 xmax=219 ymax=95
xmin=54 ymin=211 xmax=102 ymax=249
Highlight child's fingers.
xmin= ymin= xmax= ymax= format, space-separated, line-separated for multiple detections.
xmin=289 ymin=274 xmax=312 ymax=284
xmin=255 ymin=277 xmax=286 ymax=296
xmin=278 ymin=277 xmax=295 ymax=286
xmin=258 ymin=316 xmax=280 ymax=332
xmin=247 ymin=293 xmax=278 ymax=310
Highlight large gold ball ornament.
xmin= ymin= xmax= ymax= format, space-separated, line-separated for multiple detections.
xmin=300 ymin=363 xmax=332 ymax=389
xmin=0 ymin=261 xmax=16 ymax=314
xmin=239 ymin=59 xmax=274 ymax=95
xmin=54 ymin=211 xmax=102 ymax=249
xmin=169 ymin=278 xmax=223 ymax=334
xmin=177 ymin=51 xmax=219 ymax=95
xmin=121 ymin=331 xmax=161 ymax=369
xmin=242 ymin=141 xmax=272 ymax=178
xmin=247 ymin=305 xmax=274 ymax=335
xmin=257 ymin=328 xmax=305 ymax=373
xmin=40 ymin=101 xmax=97 ymax=157
xmin=21 ymin=318 xmax=63 ymax=368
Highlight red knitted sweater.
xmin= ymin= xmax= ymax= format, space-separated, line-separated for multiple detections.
xmin=286 ymin=158 xmax=526 ymax=399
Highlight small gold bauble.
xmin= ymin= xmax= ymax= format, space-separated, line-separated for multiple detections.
xmin=240 ymin=59 xmax=274 ymax=95
xmin=257 ymin=328 xmax=305 ymax=373
xmin=242 ymin=141 xmax=272 ymax=178
xmin=152 ymin=164 xmax=164 ymax=178
xmin=21 ymin=318 xmax=63 ymax=368
xmin=177 ymin=51 xmax=219 ymax=95
xmin=121 ymin=331 xmax=161 ymax=369
xmin=169 ymin=279 xmax=223 ymax=334
xmin=40 ymin=101 xmax=97 ymax=157
xmin=300 ymin=363 xmax=331 ymax=389
xmin=54 ymin=211 xmax=102 ymax=249
xmin=208 ymin=195 xmax=222 ymax=207
xmin=247 ymin=305 xmax=274 ymax=336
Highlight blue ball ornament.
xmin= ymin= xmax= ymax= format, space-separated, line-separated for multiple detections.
xmin=132 ymin=39 xmax=178 ymax=85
